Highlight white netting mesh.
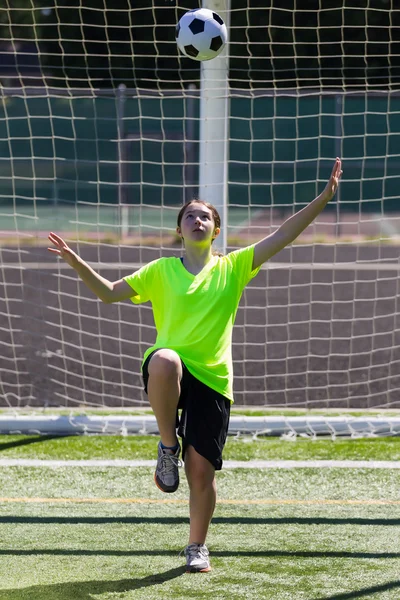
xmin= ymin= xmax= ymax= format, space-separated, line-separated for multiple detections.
xmin=0 ymin=1 xmax=399 ymax=415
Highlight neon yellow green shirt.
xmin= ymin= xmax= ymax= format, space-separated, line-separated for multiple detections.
xmin=124 ymin=245 xmax=261 ymax=402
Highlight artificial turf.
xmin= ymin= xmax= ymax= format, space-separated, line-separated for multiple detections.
xmin=0 ymin=463 xmax=399 ymax=599
xmin=0 ymin=435 xmax=399 ymax=597
xmin=0 ymin=434 xmax=399 ymax=461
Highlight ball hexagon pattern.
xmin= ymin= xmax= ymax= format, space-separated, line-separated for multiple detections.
xmin=176 ymin=8 xmax=227 ymax=61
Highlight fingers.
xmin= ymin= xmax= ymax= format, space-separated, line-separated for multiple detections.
xmin=48 ymin=232 xmax=69 ymax=253
xmin=48 ymin=232 xmax=68 ymax=258
xmin=332 ymin=157 xmax=343 ymax=180
xmin=48 ymin=232 xmax=65 ymax=245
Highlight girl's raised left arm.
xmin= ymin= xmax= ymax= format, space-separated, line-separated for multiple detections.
xmin=252 ymin=158 xmax=343 ymax=270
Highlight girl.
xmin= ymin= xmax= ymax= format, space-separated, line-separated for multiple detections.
xmin=48 ymin=157 xmax=342 ymax=573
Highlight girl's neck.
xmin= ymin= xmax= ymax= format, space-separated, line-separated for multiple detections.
xmin=182 ymin=246 xmax=213 ymax=273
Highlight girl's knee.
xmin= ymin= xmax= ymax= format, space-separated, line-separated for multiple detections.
xmin=148 ymin=349 xmax=182 ymax=380
xmin=187 ymin=472 xmax=216 ymax=494
xmin=185 ymin=449 xmax=215 ymax=489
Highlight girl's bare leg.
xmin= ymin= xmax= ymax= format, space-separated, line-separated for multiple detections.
xmin=147 ymin=349 xmax=182 ymax=447
xmin=184 ymin=445 xmax=216 ymax=544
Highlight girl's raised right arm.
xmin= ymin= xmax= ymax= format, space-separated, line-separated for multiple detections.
xmin=47 ymin=232 xmax=134 ymax=303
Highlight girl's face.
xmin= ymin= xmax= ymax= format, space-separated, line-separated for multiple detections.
xmin=177 ymin=203 xmax=220 ymax=247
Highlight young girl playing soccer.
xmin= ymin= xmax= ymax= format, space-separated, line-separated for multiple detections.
xmin=48 ymin=158 xmax=342 ymax=573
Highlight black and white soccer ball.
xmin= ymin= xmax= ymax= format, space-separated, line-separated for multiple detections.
xmin=175 ymin=8 xmax=228 ymax=61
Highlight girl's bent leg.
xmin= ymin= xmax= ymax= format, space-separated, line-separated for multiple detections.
xmin=184 ymin=445 xmax=216 ymax=545
xmin=147 ymin=349 xmax=182 ymax=447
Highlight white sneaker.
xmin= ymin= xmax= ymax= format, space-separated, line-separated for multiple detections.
xmin=154 ymin=442 xmax=181 ymax=493
xmin=184 ymin=543 xmax=211 ymax=573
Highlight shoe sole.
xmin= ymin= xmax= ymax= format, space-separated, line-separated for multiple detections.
xmin=185 ymin=566 xmax=211 ymax=573
xmin=154 ymin=472 xmax=179 ymax=494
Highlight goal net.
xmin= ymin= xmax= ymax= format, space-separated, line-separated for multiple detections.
xmin=1 ymin=1 xmax=399 ymax=435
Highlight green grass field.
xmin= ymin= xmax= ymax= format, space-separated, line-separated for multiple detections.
xmin=0 ymin=435 xmax=399 ymax=599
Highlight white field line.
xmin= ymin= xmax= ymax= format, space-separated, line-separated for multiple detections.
xmin=2 ymin=261 xmax=400 ymax=271
xmin=0 ymin=458 xmax=400 ymax=469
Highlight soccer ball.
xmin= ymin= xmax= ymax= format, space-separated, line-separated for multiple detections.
xmin=175 ymin=8 xmax=228 ymax=62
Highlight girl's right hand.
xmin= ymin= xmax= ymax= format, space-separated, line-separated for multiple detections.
xmin=47 ymin=232 xmax=79 ymax=268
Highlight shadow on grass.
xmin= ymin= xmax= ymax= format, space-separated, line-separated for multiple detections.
xmin=0 ymin=515 xmax=399 ymax=526
xmin=0 ymin=566 xmax=185 ymax=600
xmin=0 ymin=549 xmax=398 ymax=560
xmin=0 ymin=435 xmax=70 ymax=452
xmin=315 ymin=578 xmax=400 ymax=600
xmin=0 ymin=569 xmax=398 ymax=600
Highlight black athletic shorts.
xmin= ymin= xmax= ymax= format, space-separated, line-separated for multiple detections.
xmin=142 ymin=350 xmax=231 ymax=470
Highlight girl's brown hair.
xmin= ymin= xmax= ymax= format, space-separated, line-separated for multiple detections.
xmin=177 ymin=199 xmax=223 ymax=255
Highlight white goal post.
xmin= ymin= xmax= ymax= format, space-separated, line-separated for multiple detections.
xmin=0 ymin=1 xmax=400 ymax=437
xmin=199 ymin=0 xmax=231 ymax=254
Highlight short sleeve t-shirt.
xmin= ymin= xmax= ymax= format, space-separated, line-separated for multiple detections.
xmin=123 ymin=245 xmax=261 ymax=403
